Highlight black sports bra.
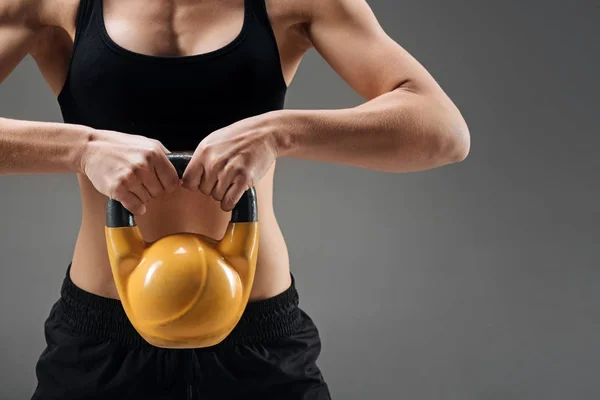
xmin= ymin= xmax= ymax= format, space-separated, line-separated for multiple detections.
xmin=58 ymin=0 xmax=287 ymax=151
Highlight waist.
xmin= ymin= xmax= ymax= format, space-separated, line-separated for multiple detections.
xmin=56 ymin=265 xmax=302 ymax=349
xmin=71 ymin=173 xmax=291 ymax=300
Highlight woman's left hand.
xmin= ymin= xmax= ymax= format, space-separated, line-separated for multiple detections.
xmin=181 ymin=115 xmax=279 ymax=211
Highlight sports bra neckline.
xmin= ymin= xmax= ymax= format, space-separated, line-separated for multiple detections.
xmin=96 ymin=0 xmax=251 ymax=63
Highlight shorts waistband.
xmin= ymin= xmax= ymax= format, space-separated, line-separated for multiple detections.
xmin=56 ymin=265 xmax=302 ymax=348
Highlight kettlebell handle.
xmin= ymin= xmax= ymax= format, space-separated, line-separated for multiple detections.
xmin=106 ymin=153 xmax=258 ymax=228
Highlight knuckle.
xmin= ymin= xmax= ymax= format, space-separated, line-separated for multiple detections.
xmin=150 ymin=185 xmax=163 ymax=197
xmin=115 ymin=173 xmax=132 ymax=188
xmin=194 ymin=147 xmax=207 ymax=162
xmin=215 ymin=157 xmax=227 ymax=170
xmin=126 ymin=169 xmax=140 ymax=183
xmin=122 ymin=199 xmax=138 ymax=211
xmin=198 ymin=144 xmax=211 ymax=157
xmin=238 ymin=167 xmax=251 ymax=181
xmin=225 ymin=161 xmax=240 ymax=174
xmin=167 ymin=172 xmax=180 ymax=187
xmin=154 ymin=145 xmax=167 ymax=159
xmin=237 ymin=171 xmax=253 ymax=187
xmin=200 ymin=182 xmax=214 ymax=196
xmin=225 ymin=163 xmax=248 ymax=181
xmin=131 ymin=160 xmax=148 ymax=175
xmin=107 ymin=185 xmax=120 ymax=200
xmin=179 ymin=179 xmax=192 ymax=190
xmin=213 ymin=185 xmax=227 ymax=201
xmin=202 ymin=167 xmax=215 ymax=181
xmin=222 ymin=195 xmax=236 ymax=209
xmin=129 ymin=206 xmax=143 ymax=216
xmin=143 ymin=149 xmax=157 ymax=163
xmin=201 ymin=149 xmax=219 ymax=167
xmin=203 ymin=159 xmax=215 ymax=173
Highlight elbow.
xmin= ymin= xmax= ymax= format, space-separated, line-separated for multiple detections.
xmin=389 ymin=121 xmax=469 ymax=173
xmin=426 ymin=123 xmax=470 ymax=169
xmin=425 ymin=100 xmax=470 ymax=167
xmin=443 ymin=117 xmax=470 ymax=164
xmin=390 ymin=85 xmax=470 ymax=169
xmin=383 ymin=87 xmax=471 ymax=172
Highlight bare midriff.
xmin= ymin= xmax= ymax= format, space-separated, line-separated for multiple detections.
xmin=70 ymin=163 xmax=292 ymax=302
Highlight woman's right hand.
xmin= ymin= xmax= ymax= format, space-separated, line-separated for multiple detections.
xmin=80 ymin=129 xmax=181 ymax=216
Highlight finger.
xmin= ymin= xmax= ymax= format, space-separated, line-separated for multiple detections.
xmin=199 ymin=166 xmax=218 ymax=197
xmin=212 ymin=167 xmax=237 ymax=202
xmin=181 ymin=159 xmax=204 ymax=192
xmin=137 ymin=166 xmax=165 ymax=198
xmin=154 ymin=154 xmax=180 ymax=193
xmin=156 ymin=141 xmax=170 ymax=154
xmin=117 ymin=191 xmax=146 ymax=216
xmin=144 ymin=172 xmax=165 ymax=198
xmin=129 ymin=183 xmax=152 ymax=205
xmin=221 ymin=179 xmax=248 ymax=212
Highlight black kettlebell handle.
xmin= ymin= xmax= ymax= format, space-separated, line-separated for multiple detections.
xmin=106 ymin=153 xmax=258 ymax=228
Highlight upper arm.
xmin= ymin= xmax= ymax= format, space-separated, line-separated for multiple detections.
xmin=304 ymin=0 xmax=444 ymax=100
xmin=0 ymin=0 xmax=45 ymax=84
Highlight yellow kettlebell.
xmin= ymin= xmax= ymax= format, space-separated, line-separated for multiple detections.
xmin=104 ymin=153 xmax=259 ymax=349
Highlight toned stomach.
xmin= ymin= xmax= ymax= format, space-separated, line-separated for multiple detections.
xmin=69 ymin=163 xmax=292 ymax=301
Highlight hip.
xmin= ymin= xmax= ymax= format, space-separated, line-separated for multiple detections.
xmin=71 ymin=213 xmax=292 ymax=301
xmin=32 ymin=266 xmax=330 ymax=400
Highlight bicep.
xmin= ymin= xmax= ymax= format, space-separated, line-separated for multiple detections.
xmin=0 ymin=1 xmax=42 ymax=84
xmin=305 ymin=0 xmax=440 ymax=100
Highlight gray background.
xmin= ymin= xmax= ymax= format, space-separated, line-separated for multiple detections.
xmin=1 ymin=0 xmax=598 ymax=399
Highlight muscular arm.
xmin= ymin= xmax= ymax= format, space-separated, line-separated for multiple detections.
xmin=270 ymin=0 xmax=470 ymax=172
xmin=0 ymin=0 xmax=89 ymax=175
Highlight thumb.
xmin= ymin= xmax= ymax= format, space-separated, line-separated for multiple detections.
xmin=181 ymin=154 xmax=204 ymax=191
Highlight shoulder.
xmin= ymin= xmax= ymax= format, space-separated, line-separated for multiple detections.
xmin=269 ymin=0 xmax=363 ymax=22
xmin=1 ymin=0 xmax=80 ymax=60
xmin=264 ymin=0 xmax=372 ymax=38
xmin=261 ymin=0 xmax=358 ymax=37
xmin=0 ymin=0 xmax=79 ymax=29
xmin=0 ymin=0 xmax=39 ymax=26
xmin=263 ymin=0 xmax=307 ymax=24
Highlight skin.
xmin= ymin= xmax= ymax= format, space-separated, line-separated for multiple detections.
xmin=0 ymin=0 xmax=470 ymax=301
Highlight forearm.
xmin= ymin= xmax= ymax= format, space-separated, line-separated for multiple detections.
xmin=0 ymin=117 xmax=91 ymax=175
xmin=272 ymin=87 xmax=470 ymax=173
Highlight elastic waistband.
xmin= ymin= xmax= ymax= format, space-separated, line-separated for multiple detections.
xmin=56 ymin=265 xmax=302 ymax=349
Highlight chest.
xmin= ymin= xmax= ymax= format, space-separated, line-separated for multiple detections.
xmin=37 ymin=0 xmax=308 ymax=95
xmin=101 ymin=0 xmax=247 ymax=58
xmin=51 ymin=0 xmax=302 ymax=151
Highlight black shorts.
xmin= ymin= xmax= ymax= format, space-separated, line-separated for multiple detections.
xmin=32 ymin=266 xmax=331 ymax=400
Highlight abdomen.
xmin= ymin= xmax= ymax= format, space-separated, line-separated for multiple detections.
xmin=70 ymin=164 xmax=291 ymax=301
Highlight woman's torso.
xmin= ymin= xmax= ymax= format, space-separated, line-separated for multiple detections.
xmin=32 ymin=0 xmax=311 ymax=300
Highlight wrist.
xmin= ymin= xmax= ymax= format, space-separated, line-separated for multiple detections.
xmin=263 ymin=109 xmax=304 ymax=158
xmin=71 ymin=124 xmax=95 ymax=175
